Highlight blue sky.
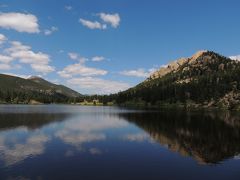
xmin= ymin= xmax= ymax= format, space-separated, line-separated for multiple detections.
xmin=0 ymin=0 xmax=239 ymax=94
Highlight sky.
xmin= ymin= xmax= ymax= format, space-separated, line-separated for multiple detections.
xmin=0 ymin=0 xmax=239 ymax=94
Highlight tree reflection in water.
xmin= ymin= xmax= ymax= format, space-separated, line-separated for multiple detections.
xmin=120 ymin=110 xmax=240 ymax=164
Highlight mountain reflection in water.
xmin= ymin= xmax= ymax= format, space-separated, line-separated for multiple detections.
xmin=0 ymin=113 xmax=70 ymax=130
xmin=121 ymin=110 xmax=240 ymax=164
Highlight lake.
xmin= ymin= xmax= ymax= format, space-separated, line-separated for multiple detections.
xmin=0 ymin=105 xmax=240 ymax=180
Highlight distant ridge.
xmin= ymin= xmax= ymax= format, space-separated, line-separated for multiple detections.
xmin=28 ymin=76 xmax=80 ymax=98
xmin=0 ymin=74 xmax=82 ymax=104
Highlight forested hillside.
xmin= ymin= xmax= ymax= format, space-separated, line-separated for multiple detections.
xmin=0 ymin=74 xmax=82 ymax=104
xmin=114 ymin=51 xmax=240 ymax=109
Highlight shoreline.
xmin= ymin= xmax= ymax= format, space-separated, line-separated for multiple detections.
xmin=0 ymin=102 xmax=239 ymax=112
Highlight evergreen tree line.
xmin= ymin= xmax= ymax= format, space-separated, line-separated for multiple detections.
xmin=0 ymin=89 xmax=84 ymax=104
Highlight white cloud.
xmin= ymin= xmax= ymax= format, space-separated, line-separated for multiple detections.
xmin=0 ymin=33 xmax=7 ymax=44
xmin=92 ymin=56 xmax=105 ymax=62
xmin=69 ymin=53 xmax=105 ymax=63
xmin=58 ymin=63 xmax=107 ymax=78
xmin=67 ymin=77 xmax=130 ymax=94
xmin=65 ymin=5 xmax=73 ymax=11
xmin=57 ymin=71 xmax=72 ymax=78
xmin=0 ymin=12 xmax=40 ymax=33
xmin=31 ymin=64 xmax=55 ymax=74
xmin=68 ymin=52 xmax=88 ymax=64
xmin=7 ymin=42 xmax=50 ymax=65
xmin=6 ymin=41 xmax=30 ymax=52
xmin=99 ymin=13 xmax=120 ymax=28
xmin=0 ymin=61 xmax=21 ymax=70
xmin=0 ymin=36 xmax=55 ymax=74
xmin=229 ymin=55 xmax=240 ymax=61
xmin=120 ymin=68 xmax=156 ymax=78
xmin=68 ymin=52 xmax=78 ymax=60
xmin=79 ymin=18 xmax=106 ymax=30
xmin=79 ymin=13 xmax=120 ymax=30
xmin=44 ymin=26 xmax=58 ymax=36
xmin=0 ymin=63 xmax=11 ymax=70
xmin=0 ymin=54 xmax=13 ymax=63
xmin=8 ymin=41 xmax=52 ymax=64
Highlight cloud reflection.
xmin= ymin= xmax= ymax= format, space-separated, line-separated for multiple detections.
xmin=0 ymin=131 xmax=50 ymax=166
xmin=89 ymin=148 xmax=102 ymax=155
xmin=55 ymin=130 xmax=106 ymax=148
xmin=122 ymin=133 xmax=150 ymax=142
xmin=55 ymin=114 xmax=128 ymax=153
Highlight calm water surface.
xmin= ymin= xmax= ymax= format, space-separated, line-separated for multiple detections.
xmin=0 ymin=105 xmax=240 ymax=180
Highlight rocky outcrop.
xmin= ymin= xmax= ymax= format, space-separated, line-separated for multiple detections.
xmin=149 ymin=50 xmax=208 ymax=79
xmin=148 ymin=50 xmax=232 ymax=80
xmin=217 ymin=91 xmax=240 ymax=109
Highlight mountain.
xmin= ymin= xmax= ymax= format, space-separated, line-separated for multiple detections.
xmin=115 ymin=51 xmax=240 ymax=110
xmin=0 ymin=74 xmax=82 ymax=104
xmin=28 ymin=76 xmax=80 ymax=98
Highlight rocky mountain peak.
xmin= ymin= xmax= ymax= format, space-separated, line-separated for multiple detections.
xmin=149 ymin=50 xmax=219 ymax=80
xmin=191 ymin=50 xmax=208 ymax=61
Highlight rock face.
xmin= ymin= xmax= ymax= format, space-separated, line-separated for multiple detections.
xmin=149 ymin=50 xmax=209 ymax=80
xmin=218 ymin=91 xmax=240 ymax=109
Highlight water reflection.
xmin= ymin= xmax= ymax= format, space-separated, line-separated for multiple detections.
xmin=54 ymin=113 xmax=128 ymax=153
xmin=0 ymin=106 xmax=240 ymax=179
xmin=0 ymin=132 xmax=50 ymax=166
xmin=0 ymin=113 xmax=69 ymax=130
xmin=121 ymin=110 xmax=240 ymax=164
xmin=122 ymin=133 xmax=151 ymax=142
xmin=0 ymin=112 xmax=69 ymax=167
xmin=0 ymin=106 xmax=129 ymax=167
